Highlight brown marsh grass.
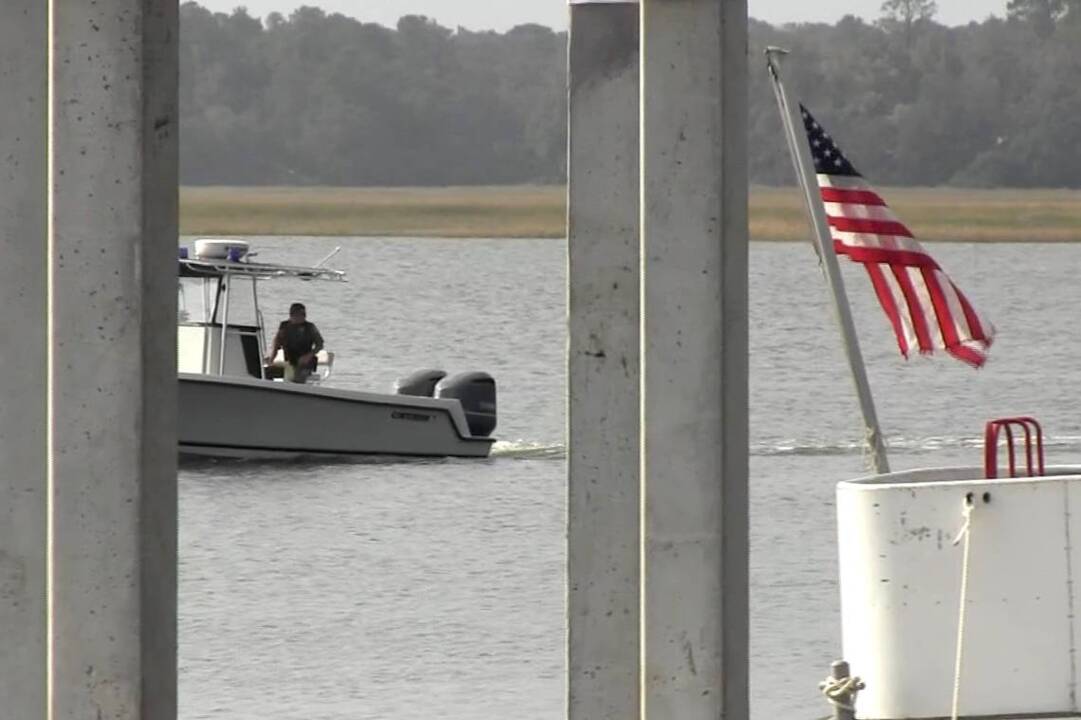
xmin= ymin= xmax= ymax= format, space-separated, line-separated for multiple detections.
xmin=181 ymin=185 xmax=1081 ymax=243
xmin=180 ymin=185 xmax=566 ymax=238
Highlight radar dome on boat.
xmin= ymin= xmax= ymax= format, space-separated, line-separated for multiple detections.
xmin=193 ymin=238 xmax=250 ymax=261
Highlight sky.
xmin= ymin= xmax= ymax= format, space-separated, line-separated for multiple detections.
xmin=196 ymin=0 xmax=1010 ymax=31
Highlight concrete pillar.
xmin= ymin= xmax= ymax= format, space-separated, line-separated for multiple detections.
xmin=640 ymin=0 xmax=749 ymax=718
xmin=566 ymin=3 xmax=640 ymax=720
xmin=49 ymin=1 xmax=178 ymax=718
xmin=0 ymin=2 xmax=48 ymax=716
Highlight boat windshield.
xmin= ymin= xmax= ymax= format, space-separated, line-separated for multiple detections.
xmin=223 ymin=275 xmax=259 ymax=327
xmin=178 ymin=277 xmax=211 ymax=324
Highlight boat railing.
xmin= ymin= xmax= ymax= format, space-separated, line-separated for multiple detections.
xmin=983 ymin=416 xmax=1044 ymax=479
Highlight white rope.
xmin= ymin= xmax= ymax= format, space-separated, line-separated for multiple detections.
xmin=819 ymin=673 xmax=864 ymax=713
xmin=950 ymin=496 xmax=976 ymax=720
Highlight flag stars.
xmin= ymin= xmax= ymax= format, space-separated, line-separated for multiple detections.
xmin=800 ymin=104 xmax=860 ymax=178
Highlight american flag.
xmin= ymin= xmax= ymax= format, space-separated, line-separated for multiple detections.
xmin=801 ymin=104 xmax=995 ymax=367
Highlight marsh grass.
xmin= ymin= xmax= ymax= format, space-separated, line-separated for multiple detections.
xmin=180 ymin=185 xmax=566 ymax=238
xmin=181 ymin=185 xmax=1081 ymax=242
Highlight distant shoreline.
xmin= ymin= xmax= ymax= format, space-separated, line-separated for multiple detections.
xmin=180 ymin=185 xmax=1081 ymax=243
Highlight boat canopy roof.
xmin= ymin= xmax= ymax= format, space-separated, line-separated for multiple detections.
xmin=179 ymin=257 xmax=346 ymax=282
xmin=179 ymin=239 xmax=346 ymax=281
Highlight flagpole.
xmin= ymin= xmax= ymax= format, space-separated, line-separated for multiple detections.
xmin=765 ymin=46 xmax=890 ymax=475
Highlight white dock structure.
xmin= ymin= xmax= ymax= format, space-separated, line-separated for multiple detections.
xmin=568 ymin=0 xmax=750 ymax=719
xmin=1 ymin=1 xmax=179 ymax=718
xmin=838 ymin=465 xmax=1081 ymax=720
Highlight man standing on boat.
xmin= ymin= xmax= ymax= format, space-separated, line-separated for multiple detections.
xmin=266 ymin=302 xmax=325 ymax=383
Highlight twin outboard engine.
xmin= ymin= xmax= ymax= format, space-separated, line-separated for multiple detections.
xmin=393 ymin=369 xmax=447 ymax=397
xmin=393 ymin=369 xmax=497 ymax=438
xmin=436 ymin=372 xmax=497 ymax=438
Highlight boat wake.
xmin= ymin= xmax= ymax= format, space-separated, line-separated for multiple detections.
xmin=491 ymin=440 xmax=567 ymax=460
xmin=177 ymin=440 xmax=568 ymax=468
xmin=178 ymin=452 xmax=448 ymax=469
xmin=177 ymin=434 xmax=1081 ymax=470
xmin=756 ymin=434 xmax=1081 ymax=458
xmin=486 ymin=434 xmax=1081 ymax=461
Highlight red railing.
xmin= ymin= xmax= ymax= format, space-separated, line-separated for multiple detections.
xmin=984 ymin=417 xmax=1044 ymax=479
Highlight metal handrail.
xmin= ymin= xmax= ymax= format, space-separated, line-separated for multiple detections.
xmin=984 ymin=417 xmax=1044 ymax=479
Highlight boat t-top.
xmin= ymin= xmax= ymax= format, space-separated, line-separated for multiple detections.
xmin=177 ymin=239 xmax=497 ymax=459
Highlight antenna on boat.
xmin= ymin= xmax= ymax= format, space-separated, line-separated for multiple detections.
xmin=314 ymin=246 xmax=342 ymax=268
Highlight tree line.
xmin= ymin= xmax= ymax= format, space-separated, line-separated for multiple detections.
xmin=180 ymin=0 xmax=1081 ymax=188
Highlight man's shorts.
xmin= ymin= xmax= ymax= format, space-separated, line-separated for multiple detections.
xmin=284 ymin=362 xmax=312 ymax=384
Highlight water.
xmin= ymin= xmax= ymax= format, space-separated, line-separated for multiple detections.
xmin=180 ymin=237 xmax=1081 ymax=719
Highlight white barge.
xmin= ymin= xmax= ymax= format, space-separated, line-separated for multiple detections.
xmin=833 ymin=418 xmax=1080 ymax=720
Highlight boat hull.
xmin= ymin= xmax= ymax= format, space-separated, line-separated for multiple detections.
xmin=179 ymin=374 xmax=494 ymax=459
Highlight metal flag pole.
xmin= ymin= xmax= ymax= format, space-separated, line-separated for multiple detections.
xmin=765 ymin=46 xmax=890 ymax=475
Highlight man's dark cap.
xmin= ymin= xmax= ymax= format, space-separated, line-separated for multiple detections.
xmin=289 ymin=302 xmax=306 ymax=315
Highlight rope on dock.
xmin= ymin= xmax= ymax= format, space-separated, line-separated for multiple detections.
xmin=951 ymin=495 xmax=977 ymax=720
xmin=819 ymin=671 xmax=864 ymax=715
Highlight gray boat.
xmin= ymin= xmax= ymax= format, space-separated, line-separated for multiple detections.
xmin=177 ymin=239 xmax=496 ymax=459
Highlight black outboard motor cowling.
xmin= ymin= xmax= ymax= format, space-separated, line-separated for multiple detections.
xmin=435 ymin=372 xmax=497 ymax=438
xmin=394 ymin=369 xmax=447 ymax=397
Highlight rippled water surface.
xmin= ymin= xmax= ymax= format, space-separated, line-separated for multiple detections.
xmin=180 ymin=237 xmax=1081 ymax=719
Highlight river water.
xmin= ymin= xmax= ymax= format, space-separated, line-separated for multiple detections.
xmin=179 ymin=236 xmax=1081 ymax=720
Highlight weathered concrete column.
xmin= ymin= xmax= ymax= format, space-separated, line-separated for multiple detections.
xmin=640 ymin=0 xmax=749 ymax=718
xmin=0 ymin=2 xmax=48 ymax=716
xmin=567 ymin=2 xmax=640 ymax=719
xmin=50 ymin=2 xmax=178 ymax=718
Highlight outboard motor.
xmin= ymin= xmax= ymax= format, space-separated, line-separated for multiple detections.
xmin=393 ymin=369 xmax=447 ymax=397
xmin=435 ymin=372 xmax=497 ymax=438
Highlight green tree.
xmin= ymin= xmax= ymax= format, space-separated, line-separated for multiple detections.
xmin=176 ymin=2 xmax=1081 ymax=188
xmin=1008 ymin=0 xmax=1081 ymax=34
xmin=879 ymin=0 xmax=938 ymax=45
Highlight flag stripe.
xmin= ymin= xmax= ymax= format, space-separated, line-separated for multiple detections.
xmin=830 ymin=229 xmax=928 ymax=255
xmin=921 ymin=267 xmax=964 ymax=351
xmin=937 ymin=272 xmax=983 ymax=350
xmin=878 ymin=264 xmax=921 ymax=352
xmin=865 ymin=264 xmax=910 ymax=357
xmin=892 ymin=265 xmax=935 ymax=353
xmin=820 ymin=188 xmax=887 ymax=206
xmin=829 ymin=216 xmax=914 ymax=238
xmin=955 ymin=285 xmax=991 ymax=344
xmin=833 ymin=241 xmax=940 ymax=270
xmin=817 ymin=174 xmax=876 ymax=190
xmin=823 ymin=202 xmax=900 ymax=221
xmin=907 ymin=266 xmax=941 ymax=354
xmin=947 ymin=343 xmax=987 ymax=368
xmin=873 ymin=264 xmax=916 ymax=352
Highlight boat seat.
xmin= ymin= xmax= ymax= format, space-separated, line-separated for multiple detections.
xmin=263 ymin=349 xmax=335 ymax=382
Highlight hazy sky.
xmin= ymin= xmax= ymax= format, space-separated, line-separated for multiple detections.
xmin=198 ymin=0 xmax=1010 ymax=31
